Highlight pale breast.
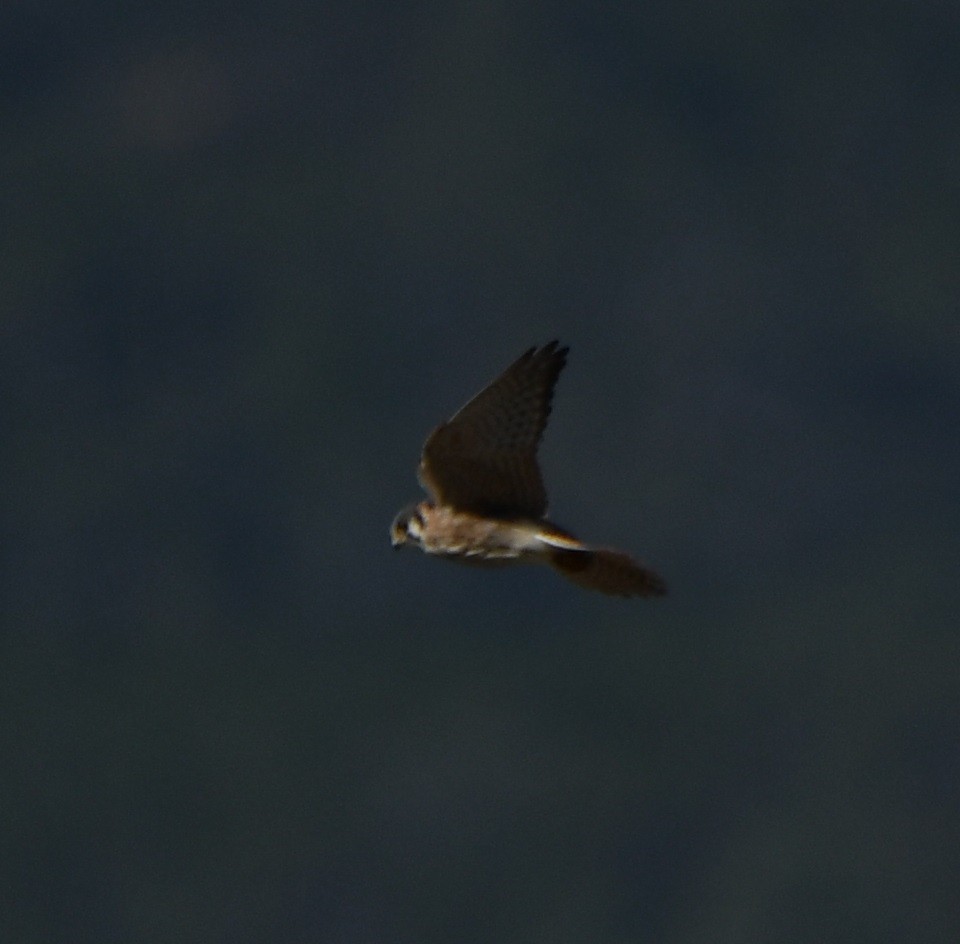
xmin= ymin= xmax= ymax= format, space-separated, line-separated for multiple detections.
xmin=419 ymin=506 xmax=545 ymax=560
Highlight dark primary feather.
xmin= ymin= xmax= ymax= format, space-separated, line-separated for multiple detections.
xmin=419 ymin=341 xmax=568 ymax=517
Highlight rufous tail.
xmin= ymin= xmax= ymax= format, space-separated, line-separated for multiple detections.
xmin=549 ymin=546 xmax=667 ymax=598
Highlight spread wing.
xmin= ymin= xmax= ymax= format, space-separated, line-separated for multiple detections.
xmin=419 ymin=341 xmax=568 ymax=517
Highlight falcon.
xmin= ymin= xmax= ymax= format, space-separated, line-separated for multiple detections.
xmin=390 ymin=341 xmax=666 ymax=598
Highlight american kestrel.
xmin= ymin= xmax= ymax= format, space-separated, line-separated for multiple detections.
xmin=391 ymin=341 xmax=666 ymax=598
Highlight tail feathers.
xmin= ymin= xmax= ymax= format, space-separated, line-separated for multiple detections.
xmin=549 ymin=545 xmax=667 ymax=598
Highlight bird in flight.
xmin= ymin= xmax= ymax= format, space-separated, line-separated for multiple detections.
xmin=391 ymin=341 xmax=666 ymax=598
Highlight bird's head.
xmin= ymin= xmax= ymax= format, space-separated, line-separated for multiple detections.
xmin=390 ymin=504 xmax=424 ymax=549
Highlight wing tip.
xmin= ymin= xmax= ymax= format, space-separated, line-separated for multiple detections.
xmin=517 ymin=339 xmax=569 ymax=370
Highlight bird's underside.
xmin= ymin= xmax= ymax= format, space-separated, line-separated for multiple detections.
xmin=391 ymin=342 xmax=666 ymax=599
xmin=400 ymin=502 xmax=665 ymax=598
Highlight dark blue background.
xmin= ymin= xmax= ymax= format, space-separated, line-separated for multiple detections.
xmin=3 ymin=2 xmax=959 ymax=941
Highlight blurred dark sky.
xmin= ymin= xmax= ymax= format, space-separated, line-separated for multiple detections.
xmin=3 ymin=2 xmax=959 ymax=942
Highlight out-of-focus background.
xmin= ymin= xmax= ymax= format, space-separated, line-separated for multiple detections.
xmin=4 ymin=2 xmax=959 ymax=941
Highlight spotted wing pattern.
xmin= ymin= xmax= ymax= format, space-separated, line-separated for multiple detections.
xmin=419 ymin=341 xmax=568 ymax=517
